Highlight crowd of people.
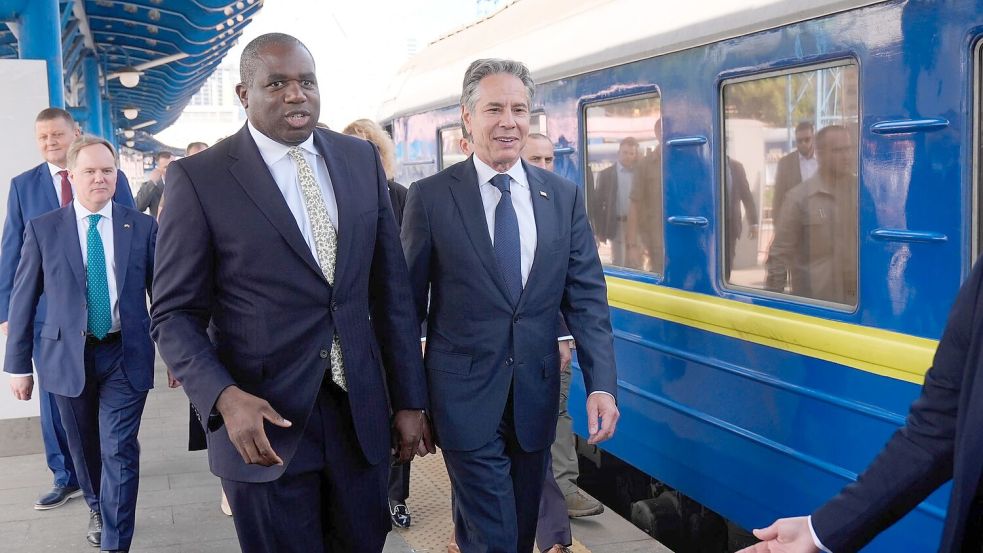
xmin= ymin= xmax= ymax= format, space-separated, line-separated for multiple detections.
xmin=4 ymin=29 xmax=983 ymax=553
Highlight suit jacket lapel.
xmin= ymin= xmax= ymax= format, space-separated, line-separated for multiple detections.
xmin=448 ymin=158 xmax=514 ymax=307
xmin=112 ymin=204 xmax=132 ymax=293
xmin=313 ymin=130 xmax=353 ymax=286
xmin=517 ymin=161 xmax=554 ymax=312
xmin=36 ymin=164 xmax=60 ymax=210
xmin=227 ymin=125 xmax=324 ymax=281
xmin=59 ymin=206 xmax=86 ymax=292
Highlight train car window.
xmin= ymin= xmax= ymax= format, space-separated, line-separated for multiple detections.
xmin=975 ymin=40 xmax=983 ymax=261
xmin=530 ymin=111 xmax=548 ymax=135
xmin=438 ymin=126 xmax=468 ymax=169
xmin=721 ymin=62 xmax=860 ymax=308
xmin=584 ymin=94 xmax=663 ymax=274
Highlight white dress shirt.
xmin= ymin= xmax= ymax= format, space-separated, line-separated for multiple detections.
xmin=615 ymin=162 xmax=634 ymax=218
xmin=473 ymin=155 xmax=537 ymax=286
xmin=47 ymin=162 xmax=73 ymax=206
xmin=799 ymin=153 xmax=818 ymax=182
xmin=248 ymin=122 xmax=339 ymax=256
xmin=75 ymin=199 xmax=121 ymax=333
xmin=808 ymin=516 xmax=833 ymax=553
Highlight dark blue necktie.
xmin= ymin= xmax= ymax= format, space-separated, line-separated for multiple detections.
xmin=491 ymin=173 xmax=522 ymax=304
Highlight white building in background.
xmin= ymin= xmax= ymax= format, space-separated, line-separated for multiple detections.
xmin=154 ymin=62 xmax=245 ymax=151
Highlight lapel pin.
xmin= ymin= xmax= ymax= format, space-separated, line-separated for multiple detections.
xmin=539 ymin=191 xmax=549 ymax=199
xmin=123 ymin=223 xmax=131 ymax=228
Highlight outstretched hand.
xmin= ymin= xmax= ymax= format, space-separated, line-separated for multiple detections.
xmin=392 ymin=409 xmax=432 ymax=463
xmin=736 ymin=516 xmax=819 ymax=553
xmin=215 ymin=386 xmax=292 ymax=467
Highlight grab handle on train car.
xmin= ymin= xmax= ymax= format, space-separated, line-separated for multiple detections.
xmin=667 ymin=216 xmax=709 ymax=227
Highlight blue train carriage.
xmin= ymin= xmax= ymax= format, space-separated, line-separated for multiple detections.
xmin=381 ymin=0 xmax=981 ymax=550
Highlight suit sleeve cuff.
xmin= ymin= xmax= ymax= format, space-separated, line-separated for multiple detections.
xmin=6 ymin=372 xmax=32 ymax=378
xmin=588 ymin=390 xmax=615 ymax=400
xmin=808 ymin=516 xmax=833 ymax=553
xmin=557 ymin=335 xmax=573 ymax=342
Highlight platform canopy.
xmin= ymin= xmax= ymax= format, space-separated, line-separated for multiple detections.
xmin=0 ymin=0 xmax=263 ymax=151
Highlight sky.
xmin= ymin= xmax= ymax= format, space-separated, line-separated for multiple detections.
xmin=155 ymin=0 xmax=490 ymax=145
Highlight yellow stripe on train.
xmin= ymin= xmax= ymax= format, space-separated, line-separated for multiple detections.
xmin=605 ymin=277 xmax=938 ymax=385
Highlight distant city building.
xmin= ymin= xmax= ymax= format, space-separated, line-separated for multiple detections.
xmin=154 ymin=61 xmax=245 ymax=150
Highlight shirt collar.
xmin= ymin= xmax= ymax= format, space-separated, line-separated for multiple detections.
xmin=47 ymin=162 xmax=67 ymax=178
xmin=799 ymin=152 xmax=815 ymax=162
xmin=472 ymin=155 xmax=528 ymax=190
xmin=74 ymin=199 xmax=113 ymax=222
xmin=247 ymin=121 xmax=318 ymax=167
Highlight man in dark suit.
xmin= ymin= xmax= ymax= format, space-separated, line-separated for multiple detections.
xmin=1 ymin=108 xmax=135 ymax=512
xmin=772 ymin=121 xmax=816 ymax=219
xmin=724 ymin=156 xmax=758 ymax=282
xmin=593 ymin=137 xmax=639 ymax=266
xmin=151 ymin=33 xmax=430 ymax=553
xmin=740 ymin=257 xmax=983 ymax=553
xmin=135 ymin=151 xmax=172 ymax=218
xmin=6 ymin=135 xmax=156 ymax=552
xmin=401 ymin=58 xmax=619 ymax=553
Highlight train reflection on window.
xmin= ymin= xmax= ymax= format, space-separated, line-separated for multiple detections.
xmin=722 ymin=63 xmax=860 ymax=307
xmin=439 ymin=126 xmax=467 ymax=169
xmin=584 ymin=94 xmax=663 ymax=274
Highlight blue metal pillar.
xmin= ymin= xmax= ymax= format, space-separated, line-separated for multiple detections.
xmin=16 ymin=0 xmax=64 ymax=108
xmin=83 ymin=54 xmax=104 ymax=137
xmin=103 ymin=101 xmax=117 ymax=150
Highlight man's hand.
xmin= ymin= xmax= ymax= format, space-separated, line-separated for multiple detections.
xmin=392 ymin=409 xmax=433 ymax=463
xmin=586 ymin=392 xmax=619 ymax=444
xmin=558 ymin=340 xmax=573 ymax=373
xmin=215 ymin=386 xmax=291 ymax=467
xmin=9 ymin=375 xmax=33 ymax=400
xmin=166 ymin=367 xmax=181 ymax=388
xmin=736 ymin=516 xmax=819 ymax=553
xmin=0 ymin=322 xmax=8 ymax=336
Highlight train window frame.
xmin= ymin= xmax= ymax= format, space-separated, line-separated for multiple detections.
xmin=530 ymin=110 xmax=548 ymax=136
xmin=437 ymin=124 xmax=467 ymax=170
xmin=718 ymin=58 xmax=861 ymax=311
xmin=974 ymin=39 xmax=983 ymax=264
xmin=579 ymin=89 xmax=665 ymax=278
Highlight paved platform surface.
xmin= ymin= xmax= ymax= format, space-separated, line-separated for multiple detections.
xmin=0 ymin=360 xmax=669 ymax=552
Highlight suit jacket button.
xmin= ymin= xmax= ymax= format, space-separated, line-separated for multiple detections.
xmin=331 ymin=301 xmax=338 ymax=312
xmin=506 ymin=357 xmax=514 ymax=366
xmin=513 ymin=316 xmax=520 ymax=324
xmin=319 ymin=349 xmax=329 ymax=359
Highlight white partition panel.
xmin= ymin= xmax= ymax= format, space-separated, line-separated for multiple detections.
xmin=0 ymin=60 xmax=49 ymax=421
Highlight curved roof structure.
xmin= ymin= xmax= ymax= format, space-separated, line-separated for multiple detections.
xmin=0 ymin=0 xmax=263 ymax=146
xmin=379 ymin=0 xmax=885 ymax=121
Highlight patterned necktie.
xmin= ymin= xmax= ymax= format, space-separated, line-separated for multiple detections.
xmin=58 ymin=170 xmax=72 ymax=207
xmin=85 ymin=215 xmax=112 ymax=339
xmin=491 ymin=173 xmax=522 ymax=304
xmin=286 ymin=146 xmax=347 ymax=391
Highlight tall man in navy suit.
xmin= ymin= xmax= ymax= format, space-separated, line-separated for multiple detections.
xmin=1 ymin=108 xmax=135 ymax=511
xmin=151 ymin=33 xmax=430 ymax=553
xmin=739 ymin=258 xmax=983 ymax=552
xmin=401 ymin=58 xmax=620 ymax=553
xmin=6 ymin=135 xmax=156 ymax=552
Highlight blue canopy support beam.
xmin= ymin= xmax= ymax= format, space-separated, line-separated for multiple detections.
xmin=14 ymin=0 xmax=64 ymax=107
xmin=83 ymin=53 xmax=103 ymax=137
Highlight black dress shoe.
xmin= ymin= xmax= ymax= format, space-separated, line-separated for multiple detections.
xmin=389 ymin=499 xmax=411 ymax=528
xmin=87 ymin=510 xmax=102 ymax=547
xmin=34 ymin=485 xmax=82 ymax=510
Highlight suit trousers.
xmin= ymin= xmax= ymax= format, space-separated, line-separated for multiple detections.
xmin=536 ymin=368 xmax=576 ymax=549
xmin=389 ymin=460 xmax=410 ymax=502
xmin=222 ymin=380 xmax=390 ymax=553
xmin=443 ymin=393 xmax=551 ymax=553
xmin=53 ymin=339 xmax=148 ymax=551
xmin=34 ymin=334 xmax=79 ymax=489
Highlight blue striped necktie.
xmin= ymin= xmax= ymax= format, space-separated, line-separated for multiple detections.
xmin=491 ymin=174 xmax=522 ymax=304
xmin=85 ymin=214 xmax=112 ymax=339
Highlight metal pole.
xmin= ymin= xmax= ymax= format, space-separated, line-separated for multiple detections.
xmin=17 ymin=0 xmax=64 ymax=108
xmin=83 ymin=53 xmax=104 ymax=136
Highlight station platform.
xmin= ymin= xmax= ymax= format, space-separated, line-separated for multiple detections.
xmin=0 ymin=360 xmax=669 ymax=552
